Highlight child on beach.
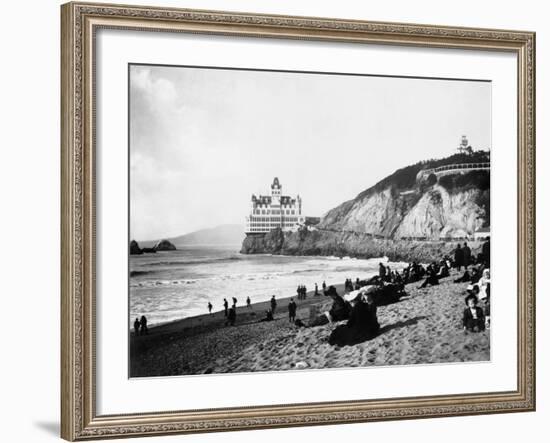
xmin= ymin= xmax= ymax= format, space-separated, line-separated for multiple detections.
xmin=246 ymin=296 xmax=251 ymax=309
xmin=463 ymin=294 xmax=485 ymax=332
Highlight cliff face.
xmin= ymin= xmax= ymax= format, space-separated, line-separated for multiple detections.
xmin=320 ymin=184 xmax=487 ymax=240
xmin=241 ymin=153 xmax=490 ymax=261
xmin=240 ymin=228 xmax=484 ymax=263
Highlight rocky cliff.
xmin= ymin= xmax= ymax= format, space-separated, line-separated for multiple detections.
xmin=320 ymin=184 xmax=488 ymax=240
xmin=241 ymin=152 xmax=490 ymax=261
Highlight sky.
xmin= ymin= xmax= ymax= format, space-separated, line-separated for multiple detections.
xmin=129 ymin=64 xmax=491 ymax=241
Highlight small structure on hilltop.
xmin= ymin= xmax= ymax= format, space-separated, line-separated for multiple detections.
xmin=457 ymin=135 xmax=473 ymax=155
xmin=416 ymin=136 xmax=490 ymax=185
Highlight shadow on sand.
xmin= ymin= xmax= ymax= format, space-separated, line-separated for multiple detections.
xmin=379 ymin=316 xmax=428 ymax=334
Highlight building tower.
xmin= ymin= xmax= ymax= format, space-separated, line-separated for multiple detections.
xmin=458 ymin=135 xmax=469 ymax=154
xmin=271 ymin=177 xmax=281 ymax=206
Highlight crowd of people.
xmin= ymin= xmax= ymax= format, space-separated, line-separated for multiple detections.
xmin=136 ymin=239 xmax=490 ymax=342
xmin=133 ymin=315 xmax=148 ymax=336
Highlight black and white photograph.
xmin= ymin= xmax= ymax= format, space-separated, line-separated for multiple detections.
xmin=128 ymin=64 xmax=491 ymax=377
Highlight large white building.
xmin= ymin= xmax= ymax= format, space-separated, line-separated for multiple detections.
xmin=245 ymin=177 xmax=306 ymax=234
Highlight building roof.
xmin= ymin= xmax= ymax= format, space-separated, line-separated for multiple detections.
xmin=251 ymin=194 xmax=296 ymax=205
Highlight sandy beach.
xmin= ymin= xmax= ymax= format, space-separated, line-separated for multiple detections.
xmin=130 ymin=270 xmax=490 ymax=377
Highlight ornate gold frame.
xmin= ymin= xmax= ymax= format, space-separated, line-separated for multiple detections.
xmin=61 ymin=2 xmax=536 ymax=440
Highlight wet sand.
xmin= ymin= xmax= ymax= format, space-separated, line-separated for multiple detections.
xmin=130 ymin=272 xmax=490 ymax=377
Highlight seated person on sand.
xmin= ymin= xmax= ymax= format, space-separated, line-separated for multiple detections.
xmin=437 ymin=260 xmax=450 ymax=278
xmin=470 ymin=265 xmax=484 ymax=284
xmin=329 ymin=288 xmax=380 ymax=346
xmin=463 ymin=293 xmax=485 ymax=332
xmin=309 ymin=286 xmax=351 ymax=327
xmin=477 ymin=269 xmax=491 ymax=301
xmin=259 ymin=309 xmax=274 ymax=322
xmin=454 ymin=267 xmax=472 ymax=283
xmin=226 ymin=306 xmax=236 ymax=326
xmin=484 ymin=284 xmax=491 ymax=330
xmin=419 ymin=263 xmax=439 ymax=288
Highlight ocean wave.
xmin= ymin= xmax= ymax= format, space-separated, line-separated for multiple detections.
xmin=130 ymin=279 xmax=198 ymax=288
xmin=130 ymin=270 xmax=153 ymax=277
xmin=141 ymin=255 xmax=242 ymax=267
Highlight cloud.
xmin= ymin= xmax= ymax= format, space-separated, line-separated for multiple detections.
xmin=129 ymin=65 xmax=491 ymax=240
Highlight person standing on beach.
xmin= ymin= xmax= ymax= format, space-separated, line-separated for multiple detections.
xmin=482 ymin=238 xmax=490 ymax=267
xmin=270 ymin=295 xmax=277 ymax=315
xmin=463 ymin=242 xmax=472 ymax=266
xmin=223 ymin=298 xmax=228 ymax=317
xmin=246 ymin=296 xmax=251 ymax=309
xmin=315 ymin=283 xmax=319 ymax=296
xmin=227 ymin=306 xmax=236 ymax=326
xmin=322 ymin=281 xmax=327 ymax=293
xmin=454 ymin=244 xmax=464 ymax=271
xmin=288 ymin=298 xmax=297 ymax=323
xmin=208 ymin=302 xmax=213 ymax=314
xmin=139 ymin=315 xmax=148 ymax=335
xmin=232 ymin=297 xmax=237 ymax=310
xmin=133 ymin=318 xmax=140 ymax=336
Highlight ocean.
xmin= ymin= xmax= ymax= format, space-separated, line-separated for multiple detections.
xmin=129 ymin=245 xmax=399 ymax=327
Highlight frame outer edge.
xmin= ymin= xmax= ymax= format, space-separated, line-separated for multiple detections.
xmin=61 ymin=1 xmax=536 ymax=439
xmin=61 ymin=2 xmax=77 ymax=441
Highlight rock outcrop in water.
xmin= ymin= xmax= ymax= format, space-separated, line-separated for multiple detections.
xmin=241 ymin=151 xmax=490 ymax=262
xmin=130 ymin=240 xmax=143 ymax=255
xmin=154 ymin=239 xmax=177 ymax=251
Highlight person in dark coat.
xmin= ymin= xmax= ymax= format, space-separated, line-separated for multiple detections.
xmin=463 ymin=242 xmax=472 ymax=266
xmin=379 ymin=263 xmax=387 ymax=279
xmin=270 ymin=295 xmax=277 ymax=315
xmin=227 ymin=306 xmax=236 ymax=326
xmin=454 ymin=244 xmax=464 ymax=271
xmin=309 ymin=286 xmax=351 ymax=326
xmin=419 ymin=264 xmax=439 ymax=288
xmin=223 ymin=298 xmax=228 ymax=317
xmin=207 ymin=302 xmax=213 ymax=314
xmin=463 ymin=294 xmax=485 ymax=332
xmin=482 ymin=238 xmax=491 ymax=267
xmin=133 ymin=318 xmax=140 ymax=336
xmin=454 ymin=268 xmax=472 ymax=283
xmin=288 ymin=298 xmax=297 ymax=323
xmin=322 ymin=281 xmax=327 ymax=293
xmin=139 ymin=315 xmax=148 ymax=335
xmin=246 ymin=296 xmax=251 ymax=309
xmin=329 ymin=292 xmax=380 ymax=346
xmin=259 ymin=309 xmax=273 ymax=322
